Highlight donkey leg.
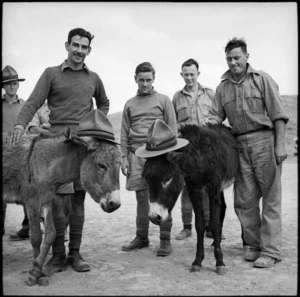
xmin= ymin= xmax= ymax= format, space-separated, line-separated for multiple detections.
xmin=32 ymin=200 xmax=56 ymax=285
xmin=219 ymin=191 xmax=226 ymax=241
xmin=189 ymin=190 xmax=206 ymax=272
xmin=210 ymin=193 xmax=226 ymax=275
xmin=26 ymin=203 xmax=43 ymax=286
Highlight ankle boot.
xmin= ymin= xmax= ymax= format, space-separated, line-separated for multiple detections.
xmin=122 ymin=236 xmax=149 ymax=251
xmin=42 ymin=254 xmax=68 ymax=276
xmin=157 ymin=239 xmax=172 ymax=257
xmin=67 ymin=250 xmax=90 ymax=272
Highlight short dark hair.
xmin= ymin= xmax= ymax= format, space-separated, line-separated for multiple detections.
xmin=225 ymin=37 xmax=247 ymax=54
xmin=135 ymin=62 xmax=155 ymax=75
xmin=67 ymin=28 xmax=94 ymax=46
xmin=182 ymin=58 xmax=199 ymax=70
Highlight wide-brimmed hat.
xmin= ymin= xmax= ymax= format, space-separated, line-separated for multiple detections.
xmin=76 ymin=109 xmax=119 ymax=144
xmin=2 ymin=65 xmax=25 ymax=84
xmin=135 ymin=119 xmax=189 ymax=158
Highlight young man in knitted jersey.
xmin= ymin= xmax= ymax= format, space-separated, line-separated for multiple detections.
xmin=9 ymin=27 xmax=110 ymax=276
xmin=120 ymin=62 xmax=177 ymax=256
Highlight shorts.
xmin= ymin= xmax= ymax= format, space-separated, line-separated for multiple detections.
xmin=126 ymin=152 xmax=148 ymax=191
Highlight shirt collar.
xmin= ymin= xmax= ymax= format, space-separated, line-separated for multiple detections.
xmin=221 ymin=63 xmax=258 ymax=82
xmin=181 ymin=83 xmax=205 ymax=96
xmin=2 ymin=94 xmax=21 ymax=103
xmin=60 ymin=60 xmax=90 ymax=73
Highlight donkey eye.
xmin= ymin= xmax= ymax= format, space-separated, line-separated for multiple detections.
xmin=97 ymin=163 xmax=108 ymax=171
xmin=162 ymin=176 xmax=172 ymax=184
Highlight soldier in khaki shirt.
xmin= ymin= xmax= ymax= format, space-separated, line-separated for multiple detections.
xmin=172 ymin=58 xmax=217 ymax=240
xmin=208 ymin=37 xmax=288 ymax=268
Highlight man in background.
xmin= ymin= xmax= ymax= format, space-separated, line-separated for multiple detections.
xmin=2 ymin=65 xmax=28 ymax=239
xmin=172 ymin=58 xmax=216 ymax=240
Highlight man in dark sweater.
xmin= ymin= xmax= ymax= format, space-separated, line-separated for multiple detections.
xmin=10 ymin=27 xmax=110 ymax=276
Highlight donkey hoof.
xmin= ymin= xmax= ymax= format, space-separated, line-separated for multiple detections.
xmin=26 ymin=276 xmax=38 ymax=286
xmin=38 ymin=276 xmax=49 ymax=286
xmin=216 ymin=266 xmax=226 ymax=275
xmin=190 ymin=265 xmax=202 ymax=272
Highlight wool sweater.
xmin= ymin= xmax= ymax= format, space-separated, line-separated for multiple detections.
xmin=120 ymin=89 xmax=177 ymax=157
xmin=15 ymin=61 xmax=109 ymax=129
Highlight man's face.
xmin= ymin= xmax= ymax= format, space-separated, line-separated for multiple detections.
xmin=3 ymin=81 xmax=19 ymax=96
xmin=225 ymin=47 xmax=249 ymax=79
xmin=135 ymin=72 xmax=155 ymax=95
xmin=65 ymin=35 xmax=91 ymax=66
xmin=180 ymin=65 xmax=199 ymax=88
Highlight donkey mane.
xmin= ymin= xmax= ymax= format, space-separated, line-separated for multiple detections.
xmin=178 ymin=124 xmax=239 ymax=190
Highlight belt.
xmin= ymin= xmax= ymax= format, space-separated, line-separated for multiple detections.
xmin=235 ymin=128 xmax=273 ymax=137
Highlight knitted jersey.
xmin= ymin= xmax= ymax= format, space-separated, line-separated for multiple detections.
xmin=120 ymin=90 xmax=177 ymax=157
xmin=15 ymin=60 xmax=109 ymax=128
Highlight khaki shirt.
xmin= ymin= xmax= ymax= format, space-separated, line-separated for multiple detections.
xmin=208 ymin=64 xmax=289 ymax=135
xmin=172 ymin=83 xmax=214 ymax=129
xmin=2 ymin=95 xmax=25 ymax=134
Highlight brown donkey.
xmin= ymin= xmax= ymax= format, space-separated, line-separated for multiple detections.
xmin=2 ymin=129 xmax=122 ymax=285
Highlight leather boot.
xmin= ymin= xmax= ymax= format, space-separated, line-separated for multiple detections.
xmin=42 ymin=254 xmax=68 ymax=277
xmin=122 ymin=236 xmax=149 ymax=251
xmin=157 ymin=239 xmax=172 ymax=257
xmin=67 ymin=250 xmax=90 ymax=272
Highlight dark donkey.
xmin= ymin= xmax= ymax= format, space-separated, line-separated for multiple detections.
xmin=2 ymin=110 xmax=122 ymax=285
xmin=136 ymin=119 xmax=239 ymax=275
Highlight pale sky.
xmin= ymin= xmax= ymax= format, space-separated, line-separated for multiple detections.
xmin=2 ymin=2 xmax=298 ymax=114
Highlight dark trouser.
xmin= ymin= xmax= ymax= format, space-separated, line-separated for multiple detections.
xmin=51 ymin=190 xmax=86 ymax=256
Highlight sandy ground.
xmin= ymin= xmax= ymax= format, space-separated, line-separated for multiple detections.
xmin=2 ymin=156 xmax=298 ymax=296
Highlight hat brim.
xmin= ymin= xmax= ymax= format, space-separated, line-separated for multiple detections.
xmin=76 ymin=131 xmax=120 ymax=145
xmin=135 ymin=138 xmax=189 ymax=158
xmin=2 ymin=78 xmax=25 ymax=84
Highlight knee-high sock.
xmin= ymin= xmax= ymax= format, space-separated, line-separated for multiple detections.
xmin=52 ymin=217 xmax=67 ymax=255
xmin=160 ymin=214 xmax=173 ymax=241
xmin=68 ymin=214 xmax=84 ymax=252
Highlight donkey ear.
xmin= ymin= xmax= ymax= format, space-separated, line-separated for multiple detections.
xmin=71 ymin=135 xmax=99 ymax=150
xmin=166 ymin=151 xmax=183 ymax=164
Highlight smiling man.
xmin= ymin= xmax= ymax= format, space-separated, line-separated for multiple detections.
xmin=9 ymin=27 xmax=110 ymax=276
xmin=120 ymin=62 xmax=177 ymax=256
xmin=208 ymin=37 xmax=289 ymax=268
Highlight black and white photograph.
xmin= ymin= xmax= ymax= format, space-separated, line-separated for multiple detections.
xmin=2 ymin=2 xmax=297 ymax=295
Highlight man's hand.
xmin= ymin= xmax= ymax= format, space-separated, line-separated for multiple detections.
xmin=275 ymin=142 xmax=287 ymax=164
xmin=274 ymin=120 xmax=287 ymax=164
xmin=121 ymin=156 xmax=130 ymax=176
xmin=8 ymin=125 xmax=25 ymax=145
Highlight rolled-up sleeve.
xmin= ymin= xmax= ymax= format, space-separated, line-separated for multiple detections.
xmin=260 ymin=72 xmax=289 ymax=123
xmin=207 ymin=86 xmax=225 ymax=124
